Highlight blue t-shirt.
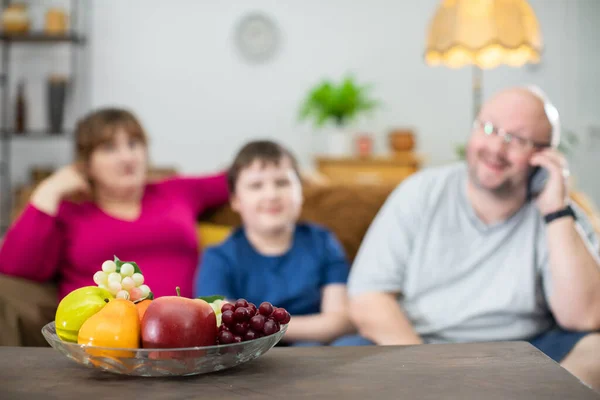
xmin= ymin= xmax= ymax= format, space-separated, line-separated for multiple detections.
xmin=194 ymin=223 xmax=349 ymax=316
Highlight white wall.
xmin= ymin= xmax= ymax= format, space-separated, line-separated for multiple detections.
xmin=573 ymin=0 xmax=600 ymax=203
xmin=5 ymin=0 xmax=600 ymax=203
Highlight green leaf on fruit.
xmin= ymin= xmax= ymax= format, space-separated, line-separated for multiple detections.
xmin=113 ymin=255 xmax=142 ymax=274
xmin=148 ymin=292 xmax=154 ymax=300
xmin=196 ymin=295 xmax=225 ymax=303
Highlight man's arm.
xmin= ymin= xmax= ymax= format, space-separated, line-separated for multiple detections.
xmin=545 ymin=213 xmax=600 ymax=331
xmin=532 ymin=150 xmax=600 ymax=331
xmin=347 ymin=173 xmax=429 ymax=345
xmin=350 ymin=292 xmax=422 ymax=345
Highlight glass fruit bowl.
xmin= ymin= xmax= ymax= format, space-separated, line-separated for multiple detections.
xmin=42 ymin=321 xmax=287 ymax=377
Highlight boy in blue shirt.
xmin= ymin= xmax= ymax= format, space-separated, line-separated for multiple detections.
xmin=194 ymin=140 xmax=355 ymax=346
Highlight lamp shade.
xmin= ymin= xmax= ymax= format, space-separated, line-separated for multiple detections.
xmin=425 ymin=0 xmax=542 ymax=69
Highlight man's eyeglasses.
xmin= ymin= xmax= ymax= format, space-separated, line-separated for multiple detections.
xmin=472 ymin=120 xmax=551 ymax=152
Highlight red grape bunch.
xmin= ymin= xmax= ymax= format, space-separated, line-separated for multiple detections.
xmin=217 ymin=299 xmax=291 ymax=344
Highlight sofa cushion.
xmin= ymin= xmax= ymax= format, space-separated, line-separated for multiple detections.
xmin=199 ymin=183 xmax=395 ymax=263
xmin=197 ymin=223 xmax=232 ymax=249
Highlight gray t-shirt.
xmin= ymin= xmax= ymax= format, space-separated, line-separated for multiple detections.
xmin=348 ymin=162 xmax=600 ymax=343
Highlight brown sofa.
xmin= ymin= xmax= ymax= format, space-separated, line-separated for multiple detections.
xmin=0 ymin=181 xmax=395 ymax=347
xmin=199 ymin=182 xmax=396 ymax=262
xmin=1 ymin=176 xmax=599 ymax=347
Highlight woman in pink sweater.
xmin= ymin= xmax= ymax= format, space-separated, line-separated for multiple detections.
xmin=0 ymin=108 xmax=229 ymax=302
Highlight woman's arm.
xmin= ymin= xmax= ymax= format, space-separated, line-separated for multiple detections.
xmin=0 ymin=166 xmax=84 ymax=281
xmin=167 ymin=172 xmax=230 ymax=215
xmin=0 ymin=204 xmax=64 ymax=282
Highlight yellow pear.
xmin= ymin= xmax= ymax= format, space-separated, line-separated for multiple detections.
xmin=55 ymin=286 xmax=114 ymax=342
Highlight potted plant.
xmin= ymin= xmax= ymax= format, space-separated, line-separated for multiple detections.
xmin=298 ymin=76 xmax=379 ymax=156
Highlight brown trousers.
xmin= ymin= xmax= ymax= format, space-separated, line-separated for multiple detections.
xmin=0 ymin=274 xmax=57 ymax=346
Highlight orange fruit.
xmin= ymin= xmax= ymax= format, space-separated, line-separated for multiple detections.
xmin=136 ymin=299 xmax=152 ymax=322
xmin=77 ymin=298 xmax=140 ymax=358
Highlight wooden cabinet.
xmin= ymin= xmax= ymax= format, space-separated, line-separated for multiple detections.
xmin=315 ymin=152 xmax=421 ymax=186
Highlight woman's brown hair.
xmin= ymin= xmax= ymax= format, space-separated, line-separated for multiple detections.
xmin=75 ymin=107 xmax=148 ymax=164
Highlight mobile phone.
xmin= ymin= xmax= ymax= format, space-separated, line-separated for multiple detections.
xmin=527 ymin=166 xmax=549 ymax=199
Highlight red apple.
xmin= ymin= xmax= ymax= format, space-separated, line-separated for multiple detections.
xmin=141 ymin=287 xmax=217 ymax=355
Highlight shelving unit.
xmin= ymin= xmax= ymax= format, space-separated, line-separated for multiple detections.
xmin=2 ymin=129 xmax=73 ymax=136
xmin=0 ymin=1 xmax=86 ymax=234
xmin=0 ymin=31 xmax=84 ymax=43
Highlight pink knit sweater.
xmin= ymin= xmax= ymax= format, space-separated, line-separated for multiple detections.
xmin=0 ymin=174 xmax=229 ymax=300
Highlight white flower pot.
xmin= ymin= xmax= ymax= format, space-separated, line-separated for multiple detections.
xmin=326 ymin=128 xmax=351 ymax=156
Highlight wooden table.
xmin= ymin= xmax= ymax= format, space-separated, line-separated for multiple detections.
xmin=315 ymin=153 xmax=421 ymax=186
xmin=1 ymin=342 xmax=598 ymax=399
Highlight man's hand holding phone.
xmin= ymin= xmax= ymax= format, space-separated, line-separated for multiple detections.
xmin=529 ymin=149 xmax=570 ymax=215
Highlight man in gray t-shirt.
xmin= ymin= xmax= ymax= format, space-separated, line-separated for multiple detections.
xmin=345 ymin=86 xmax=600 ymax=391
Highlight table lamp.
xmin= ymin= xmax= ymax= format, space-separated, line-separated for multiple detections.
xmin=424 ymin=0 xmax=543 ymax=119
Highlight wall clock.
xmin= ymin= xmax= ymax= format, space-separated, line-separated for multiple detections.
xmin=234 ymin=12 xmax=280 ymax=63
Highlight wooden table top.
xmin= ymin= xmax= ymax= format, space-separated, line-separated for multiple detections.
xmin=1 ymin=341 xmax=598 ymax=399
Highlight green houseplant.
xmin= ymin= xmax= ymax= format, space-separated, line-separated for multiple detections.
xmin=299 ymin=76 xmax=379 ymax=128
xmin=298 ymin=76 xmax=380 ymax=156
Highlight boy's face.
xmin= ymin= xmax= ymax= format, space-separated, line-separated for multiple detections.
xmin=231 ymin=156 xmax=303 ymax=235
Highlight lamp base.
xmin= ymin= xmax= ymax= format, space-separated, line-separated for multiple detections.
xmin=472 ymin=66 xmax=482 ymax=120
